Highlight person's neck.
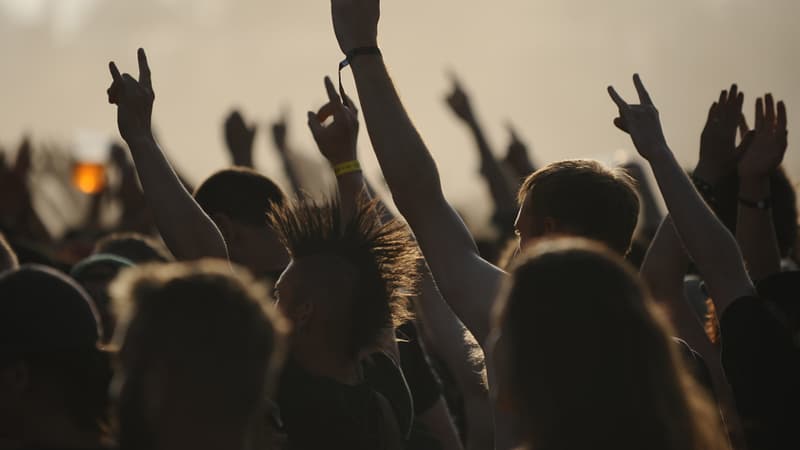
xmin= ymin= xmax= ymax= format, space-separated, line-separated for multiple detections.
xmin=292 ymin=341 xmax=361 ymax=385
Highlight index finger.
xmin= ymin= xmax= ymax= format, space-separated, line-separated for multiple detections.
xmin=324 ymin=76 xmax=343 ymax=109
xmin=137 ymin=48 xmax=151 ymax=89
xmin=607 ymin=85 xmax=628 ymax=109
xmin=109 ymin=61 xmax=123 ymax=83
xmin=633 ymin=73 xmax=653 ymax=105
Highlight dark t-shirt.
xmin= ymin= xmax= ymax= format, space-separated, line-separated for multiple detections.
xmin=397 ymin=322 xmax=443 ymax=416
xmin=721 ymin=295 xmax=800 ymax=450
xmin=277 ymin=360 xmax=405 ymax=450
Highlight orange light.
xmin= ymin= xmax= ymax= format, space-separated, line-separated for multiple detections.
xmin=72 ymin=162 xmax=107 ymax=195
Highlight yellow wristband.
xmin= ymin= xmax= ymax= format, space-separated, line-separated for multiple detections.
xmin=333 ymin=160 xmax=362 ymax=177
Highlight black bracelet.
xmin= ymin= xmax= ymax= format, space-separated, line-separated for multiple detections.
xmin=739 ymin=196 xmax=772 ymax=210
xmin=338 ymin=47 xmax=382 ymax=99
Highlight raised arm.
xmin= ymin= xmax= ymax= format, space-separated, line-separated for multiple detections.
xmin=608 ymin=74 xmax=755 ymax=315
xmin=445 ymin=77 xmax=518 ymax=231
xmin=271 ymin=113 xmax=305 ymax=197
xmin=503 ymin=124 xmax=537 ymax=182
xmin=308 ymin=78 xmax=491 ymax=450
xmin=107 ymin=49 xmax=228 ymax=261
xmin=735 ymin=95 xmax=786 ymax=281
xmin=329 ymin=0 xmax=505 ymax=343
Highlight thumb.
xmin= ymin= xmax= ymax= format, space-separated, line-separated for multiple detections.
xmin=613 ymin=117 xmax=629 ymax=133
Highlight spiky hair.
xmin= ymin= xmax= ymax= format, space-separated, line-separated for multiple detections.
xmin=268 ymin=195 xmax=419 ymax=355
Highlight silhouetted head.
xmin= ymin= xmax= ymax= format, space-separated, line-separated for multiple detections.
xmin=194 ymin=167 xmax=290 ymax=280
xmin=515 ymin=160 xmax=640 ymax=255
xmin=109 ymin=260 xmax=289 ymax=450
xmin=0 ymin=265 xmax=110 ymax=448
xmin=489 ymin=238 xmax=725 ymax=450
xmin=0 ymin=232 xmax=18 ymax=273
xmin=268 ymin=197 xmax=417 ymax=359
xmin=71 ymin=254 xmax=135 ymax=344
xmin=93 ymin=232 xmax=172 ymax=264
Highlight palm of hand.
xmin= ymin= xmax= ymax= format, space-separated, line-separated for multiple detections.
xmin=608 ymin=75 xmax=670 ymax=161
xmin=308 ymin=77 xmax=359 ymax=165
xmin=108 ymin=49 xmax=154 ymax=143
xmin=737 ymin=95 xmax=787 ymax=180
xmin=700 ymin=85 xmax=744 ymax=173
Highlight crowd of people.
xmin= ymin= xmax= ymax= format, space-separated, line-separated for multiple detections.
xmin=1 ymin=1 xmax=799 ymax=449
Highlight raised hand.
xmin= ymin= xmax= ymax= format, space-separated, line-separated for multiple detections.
xmin=331 ymin=0 xmax=380 ymax=54
xmin=608 ymin=74 xmax=669 ymax=161
xmin=504 ymin=124 xmax=535 ymax=176
xmin=696 ymin=85 xmax=745 ymax=184
xmin=224 ymin=110 xmax=257 ymax=167
xmin=307 ymin=76 xmax=360 ymax=166
xmin=445 ymin=76 xmax=475 ymax=124
xmin=737 ymin=94 xmax=788 ymax=181
xmin=107 ymin=48 xmax=154 ymax=144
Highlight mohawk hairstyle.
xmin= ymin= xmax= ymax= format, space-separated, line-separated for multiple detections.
xmin=268 ymin=195 xmax=419 ymax=355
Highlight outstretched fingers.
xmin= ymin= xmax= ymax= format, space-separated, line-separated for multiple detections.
xmin=107 ymin=61 xmax=123 ymax=104
xmin=755 ymin=97 xmax=765 ymax=131
xmin=633 ymin=73 xmax=653 ymax=106
xmin=777 ymin=101 xmax=788 ymax=131
xmin=608 ymin=85 xmax=628 ymax=109
xmin=137 ymin=48 xmax=152 ymax=90
xmin=324 ymin=76 xmax=344 ymax=112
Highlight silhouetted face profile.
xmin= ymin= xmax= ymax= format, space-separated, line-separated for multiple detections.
xmin=193 ymin=168 xmax=291 ymax=281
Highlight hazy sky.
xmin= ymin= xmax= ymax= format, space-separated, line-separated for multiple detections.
xmin=1 ymin=0 xmax=799 ymax=229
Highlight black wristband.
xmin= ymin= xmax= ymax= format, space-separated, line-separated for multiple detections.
xmin=739 ymin=196 xmax=772 ymax=210
xmin=344 ymin=46 xmax=382 ymax=65
xmin=338 ymin=47 xmax=382 ymax=99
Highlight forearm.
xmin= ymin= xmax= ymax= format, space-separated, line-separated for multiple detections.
xmin=641 ymin=217 xmax=717 ymax=357
xmin=466 ymin=120 xmax=518 ymax=220
xmin=736 ymin=177 xmax=781 ymax=281
xmin=127 ymin=135 xmax=228 ymax=261
xmin=414 ymin=267 xmax=488 ymax=395
xmin=648 ymin=148 xmax=754 ymax=313
xmin=350 ymin=55 xmax=443 ymax=215
xmin=277 ymin=148 xmax=304 ymax=197
xmin=336 ymin=170 xmax=368 ymax=222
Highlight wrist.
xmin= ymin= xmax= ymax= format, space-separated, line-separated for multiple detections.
xmin=327 ymin=152 xmax=358 ymax=168
xmin=331 ymin=159 xmax=362 ymax=178
xmin=693 ymin=162 xmax=727 ymax=186
xmin=348 ymin=50 xmax=383 ymax=71
xmin=644 ymin=144 xmax=674 ymax=166
xmin=125 ymin=133 xmax=156 ymax=148
xmin=739 ymin=177 xmax=771 ymax=199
